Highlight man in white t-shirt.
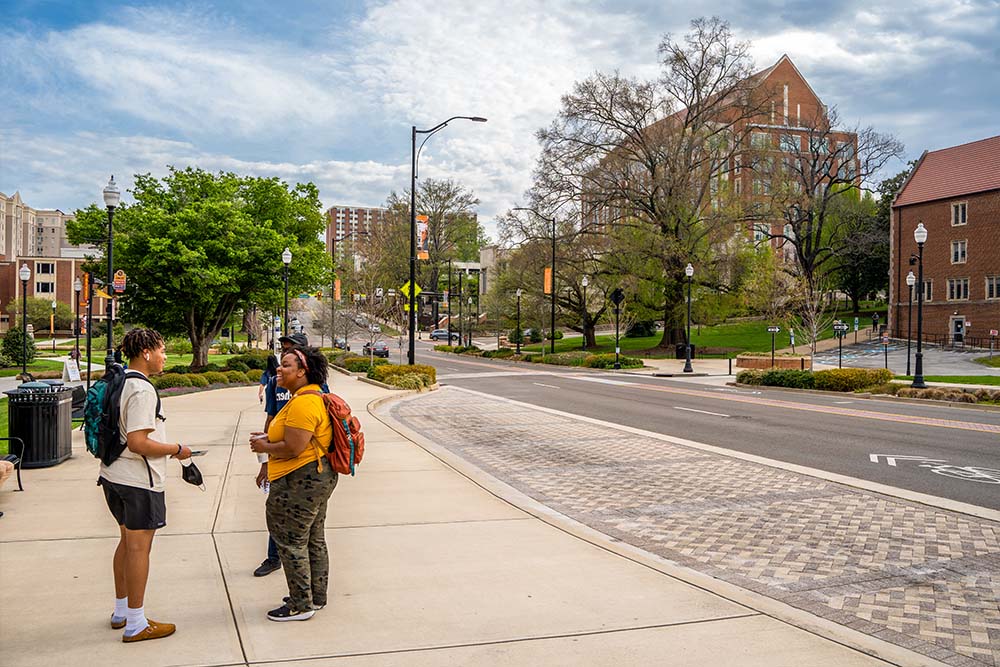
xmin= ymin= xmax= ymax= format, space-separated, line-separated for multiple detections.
xmin=98 ymin=328 xmax=191 ymax=643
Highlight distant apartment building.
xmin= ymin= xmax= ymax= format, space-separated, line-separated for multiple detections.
xmin=325 ymin=205 xmax=388 ymax=261
xmin=890 ymin=135 xmax=1000 ymax=345
xmin=2 ymin=191 xmax=36 ymax=259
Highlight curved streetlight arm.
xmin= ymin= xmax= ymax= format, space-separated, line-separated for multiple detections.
xmin=415 ymin=116 xmax=487 ymax=179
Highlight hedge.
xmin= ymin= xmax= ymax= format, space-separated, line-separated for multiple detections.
xmin=527 ymin=351 xmax=590 ymax=367
xmin=152 ymin=373 xmax=192 ymax=389
xmin=581 ymin=353 xmax=643 ymax=369
xmin=225 ymin=370 xmax=249 ymax=383
xmin=367 ymin=363 xmax=437 ymax=385
xmin=385 ymin=372 xmax=431 ymax=389
xmin=226 ymin=361 xmax=250 ymax=373
xmin=226 ymin=352 xmax=271 ymax=371
xmin=246 ymin=368 xmax=263 ymax=382
xmin=187 ymin=374 xmax=210 ymax=388
xmin=202 ymin=371 xmax=230 ymax=385
xmin=813 ymin=368 xmax=893 ymax=392
xmin=760 ymin=369 xmax=815 ymax=389
xmin=482 ymin=348 xmax=515 ymax=359
xmin=736 ymin=369 xmax=765 ymax=385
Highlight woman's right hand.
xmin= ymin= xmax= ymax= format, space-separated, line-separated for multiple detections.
xmin=255 ymin=462 xmax=268 ymax=488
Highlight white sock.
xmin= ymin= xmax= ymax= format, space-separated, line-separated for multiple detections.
xmin=113 ymin=597 xmax=128 ymax=619
xmin=124 ymin=606 xmax=148 ymax=636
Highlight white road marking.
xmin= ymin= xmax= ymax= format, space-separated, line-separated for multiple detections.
xmin=533 ymin=382 xmax=561 ymax=389
xmin=834 ymin=401 xmax=854 ymax=404
xmin=869 ymin=454 xmax=947 ymax=467
xmin=567 ymin=375 xmax=635 ymax=386
xmin=674 ymin=406 xmax=731 ymax=418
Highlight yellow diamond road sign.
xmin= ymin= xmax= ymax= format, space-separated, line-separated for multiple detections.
xmin=400 ymin=281 xmax=422 ymax=298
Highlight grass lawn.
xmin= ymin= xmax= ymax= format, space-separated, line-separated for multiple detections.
xmin=975 ymin=355 xmax=1000 ymax=368
xmin=895 ymin=375 xmax=1000 ymax=386
xmin=165 ymin=353 xmax=240 ymax=367
xmin=0 ymin=359 xmax=66 ymax=377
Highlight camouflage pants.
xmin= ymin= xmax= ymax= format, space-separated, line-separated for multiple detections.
xmin=265 ymin=461 xmax=338 ymax=611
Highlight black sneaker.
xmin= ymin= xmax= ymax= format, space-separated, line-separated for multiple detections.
xmin=253 ymin=558 xmax=281 ymax=577
xmin=283 ymin=596 xmax=325 ymax=610
xmin=266 ymin=604 xmax=315 ymax=622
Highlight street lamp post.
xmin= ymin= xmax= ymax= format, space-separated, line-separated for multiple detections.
xmin=457 ymin=272 xmax=464 ymax=347
xmin=282 ymin=247 xmax=292 ymax=335
xmin=581 ymin=276 xmax=589 ymax=350
xmin=19 ymin=264 xmax=30 ymax=377
xmin=513 ymin=207 xmax=557 ymax=353
xmin=410 ymin=116 xmax=487 ymax=365
xmin=912 ymin=223 xmax=928 ymax=388
xmin=447 ymin=259 xmax=453 ymax=347
xmin=467 ymin=296 xmax=474 ymax=347
xmin=683 ymin=263 xmax=694 ymax=373
xmin=906 ymin=270 xmax=916 ymax=376
xmin=74 ymin=278 xmax=82 ymax=362
xmin=51 ymin=300 xmax=57 ymax=352
xmin=102 ymin=176 xmax=120 ymax=370
xmin=515 ymin=289 xmax=522 ymax=355
xmin=85 ymin=273 xmax=94 ymax=390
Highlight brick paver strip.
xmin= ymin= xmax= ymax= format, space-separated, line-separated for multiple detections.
xmin=389 ymin=389 xmax=1000 ymax=667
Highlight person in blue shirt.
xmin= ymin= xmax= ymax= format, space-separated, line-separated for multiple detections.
xmin=258 ymin=354 xmax=278 ymax=404
xmin=253 ymin=332 xmax=329 ymax=577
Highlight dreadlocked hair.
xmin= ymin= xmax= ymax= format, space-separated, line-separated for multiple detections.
xmin=121 ymin=328 xmax=165 ymax=361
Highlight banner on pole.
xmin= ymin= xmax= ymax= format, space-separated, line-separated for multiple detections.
xmin=543 ymin=267 xmax=552 ymax=294
xmin=416 ymin=215 xmax=429 ymax=260
xmin=81 ymin=273 xmax=90 ymax=306
xmin=334 ymin=279 xmax=341 ymax=302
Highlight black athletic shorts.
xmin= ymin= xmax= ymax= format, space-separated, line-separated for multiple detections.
xmin=99 ymin=478 xmax=166 ymax=531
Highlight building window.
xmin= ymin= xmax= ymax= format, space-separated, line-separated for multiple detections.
xmin=751 ymin=132 xmax=771 ymax=149
xmin=36 ymin=282 xmax=54 ymax=294
xmin=922 ymin=280 xmax=933 ymax=302
xmin=951 ymin=239 xmax=967 ymax=264
xmin=947 ymin=278 xmax=969 ymax=301
xmin=36 ymin=262 xmax=55 ymax=274
xmin=987 ymin=276 xmax=1000 ymax=300
xmin=753 ymin=224 xmax=769 ymax=242
xmin=779 ymin=134 xmax=799 ymax=152
xmin=951 ymin=202 xmax=967 ymax=226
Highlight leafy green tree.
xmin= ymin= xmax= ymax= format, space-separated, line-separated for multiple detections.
xmin=67 ymin=167 xmax=329 ymax=368
xmin=2 ymin=327 xmax=37 ymax=367
xmin=830 ymin=192 xmax=887 ymax=313
xmin=5 ymin=297 xmax=76 ymax=333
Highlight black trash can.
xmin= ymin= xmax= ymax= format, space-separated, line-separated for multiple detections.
xmin=4 ymin=382 xmax=74 ymax=468
xmin=675 ymin=343 xmax=696 ymax=359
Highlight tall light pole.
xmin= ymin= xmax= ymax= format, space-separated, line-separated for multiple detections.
xmin=74 ymin=277 xmax=82 ymax=363
xmin=513 ymin=207 xmax=557 ymax=353
xmin=410 ymin=116 xmax=487 ymax=365
xmin=102 ymin=176 xmax=120 ymax=370
xmin=19 ymin=264 xmax=30 ymax=377
xmin=51 ymin=300 xmax=57 ymax=352
xmin=683 ymin=263 xmax=694 ymax=373
xmin=85 ymin=273 xmax=94 ymax=390
xmin=912 ymin=223 xmax=928 ymax=388
xmin=581 ymin=276 xmax=589 ymax=350
xmin=447 ymin=259 xmax=453 ymax=347
xmin=467 ymin=296 xmax=474 ymax=347
xmin=515 ymin=289 xmax=522 ymax=355
xmin=905 ymin=270 xmax=916 ymax=376
xmin=282 ymin=247 xmax=292 ymax=335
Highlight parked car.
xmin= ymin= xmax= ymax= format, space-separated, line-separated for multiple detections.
xmin=369 ymin=324 xmax=381 ymax=333
xmin=430 ymin=328 xmax=459 ymax=341
xmin=334 ymin=337 xmax=350 ymax=351
xmin=363 ymin=341 xmax=390 ymax=358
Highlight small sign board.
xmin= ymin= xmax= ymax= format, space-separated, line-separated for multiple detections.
xmin=63 ymin=359 xmax=81 ymax=382
xmin=853 ymin=317 xmax=859 ymax=331
xmin=990 ymin=329 xmax=998 ymax=337
xmin=112 ymin=269 xmax=127 ymax=293
xmin=610 ymin=288 xmax=625 ymax=305
xmin=882 ymin=334 xmax=890 ymax=344
xmin=375 ymin=287 xmax=384 ymax=298
xmin=767 ymin=325 xmax=780 ymax=333
xmin=833 ymin=323 xmax=849 ymax=332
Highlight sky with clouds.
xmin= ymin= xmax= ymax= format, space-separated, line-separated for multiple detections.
xmin=2 ymin=0 xmax=998 ymax=240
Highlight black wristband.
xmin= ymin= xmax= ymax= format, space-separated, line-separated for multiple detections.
xmin=177 ymin=443 xmax=183 ymax=456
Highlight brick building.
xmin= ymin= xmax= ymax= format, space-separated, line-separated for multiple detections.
xmin=0 ymin=257 xmax=109 ymax=334
xmin=325 ymin=205 xmax=387 ymax=262
xmin=890 ymin=135 xmax=1000 ymax=345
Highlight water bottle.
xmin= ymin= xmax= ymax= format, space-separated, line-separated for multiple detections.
xmin=261 ymin=479 xmax=270 ymax=495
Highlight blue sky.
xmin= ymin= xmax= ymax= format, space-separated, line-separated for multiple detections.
xmin=2 ymin=0 xmax=998 ymax=240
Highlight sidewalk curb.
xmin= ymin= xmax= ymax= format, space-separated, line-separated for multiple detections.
xmin=728 ymin=382 xmax=1000 ymax=413
xmin=369 ymin=390 xmax=953 ymax=667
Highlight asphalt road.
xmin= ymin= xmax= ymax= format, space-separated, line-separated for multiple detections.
xmin=411 ymin=341 xmax=1000 ymax=510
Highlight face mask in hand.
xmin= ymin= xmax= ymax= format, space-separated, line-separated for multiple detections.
xmin=181 ymin=459 xmax=206 ymax=491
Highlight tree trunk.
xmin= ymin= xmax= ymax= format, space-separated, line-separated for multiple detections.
xmin=190 ymin=333 xmax=211 ymax=370
xmin=851 ymin=293 xmax=860 ymax=314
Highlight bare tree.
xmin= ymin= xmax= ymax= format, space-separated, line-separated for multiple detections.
xmin=530 ymin=17 xmax=772 ymax=349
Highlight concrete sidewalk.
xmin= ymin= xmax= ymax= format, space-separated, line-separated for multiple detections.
xmin=1 ymin=379 xmax=893 ymax=666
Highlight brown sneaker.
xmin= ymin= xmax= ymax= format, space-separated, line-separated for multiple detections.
xmin=122 ymin=619 xmax=176 ymax=643
xmin=111 ymin=615 xmax=126 ymax=630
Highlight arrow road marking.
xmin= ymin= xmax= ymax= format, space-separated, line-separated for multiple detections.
xmin=674 ymin=406 xmax=731 ymax=418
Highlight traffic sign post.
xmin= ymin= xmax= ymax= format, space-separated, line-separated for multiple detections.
xmin=833 ymin=322 xmax=849 ymax=368
xmin=767 ymin=325 xmax=780 ymax=368
xmin=990 ymin=329 xmax=997 ymax=358
xmin=882 ymin=333 xmax=890 ymax=369
xmin=610 ymin=288 xmax=625 ymax=369
xmin=112 ymin=270 xmax=127 ymax=293
xmin=854 ymin=316 xmax=859 ymax=343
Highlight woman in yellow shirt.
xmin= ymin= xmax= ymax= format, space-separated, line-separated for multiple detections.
xmin=250 ymin=346 xmax=337 ymax=622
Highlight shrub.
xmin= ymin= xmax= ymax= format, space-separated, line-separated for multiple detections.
xmin=528 ymin=329 xmax=543 ymax=343
xmin=345 ymin=359 xmax=374 ymax=373
xmin=867 ymin=383 xmax=901 ymax=396
xmin=226 ymin=360 xmax=250 ymax=373
xmin=433 ymin=345 xmax=453 ymax=352
xmin=386 ymin=372 xmax=429 ymax=390
xmin=187 ymin=374 xmax=209 ymax=388
xmin=581 ymin=353 xmax=643 ymax=369
xmin=202 ymin=371 xmax=229 ymax=385
xmin=482 ymin=348 xmax=515 ymax=359
xmin=152 ymin=373 xmax=192 ymax=389
xmin=533 ymin=351 xmax=590 ymax=367
xmin=760 ymin=369 xmax=815 ymax=389
xmin=508 ymin=329 xmax=523 ymax=344
xmin=2 ymin=328 xmax=37 ymax=366
xmin=950 ymin=392 xmax=977 ymax=403
xmin=368 ymin=363 xmax=437 ymax=385
xmin=736 ymin=369 xmax=765 ymax=385
xmin=625 ymin=321 xmax=657 ymax=338
xmin=202 ymin=363 xmax=224 ymax=373
xmin=895 ymin=387 xmax=918 ymax=398
xmin=0 ymin=352 xmax=11 ymax=367
xmin=813 ymin=368 xmax=893 ymax=392
xmin=165 ymin=337 xmax=192 ymax=354
xmin=245 ymin=368 xmax=263 ymax=382
xmin=225 ymin=370 xmax=249 ymax=383
xmin=545 ymin=330 xmax=564 ymax=340
xmin=164 ymin=364 xmax=191 ymax=374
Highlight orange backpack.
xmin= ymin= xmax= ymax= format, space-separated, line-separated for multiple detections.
xmin=300 ymin=391 xmax=365 ymax=476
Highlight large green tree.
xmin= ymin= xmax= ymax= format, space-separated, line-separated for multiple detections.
xmin=67 ymin=167 xmax=329 ymax=368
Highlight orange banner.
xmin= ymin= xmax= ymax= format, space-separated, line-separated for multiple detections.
xmin=543 ymin=267 xmax=552 ymax=294
xmin=81 ymin=273 xmax=90 ymax=306
xmin=334 ymin=279 xmax=341 ymax=302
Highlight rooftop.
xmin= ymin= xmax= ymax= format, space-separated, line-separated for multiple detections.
xmin=893 ymin=134 xmax=1000 ymax=207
